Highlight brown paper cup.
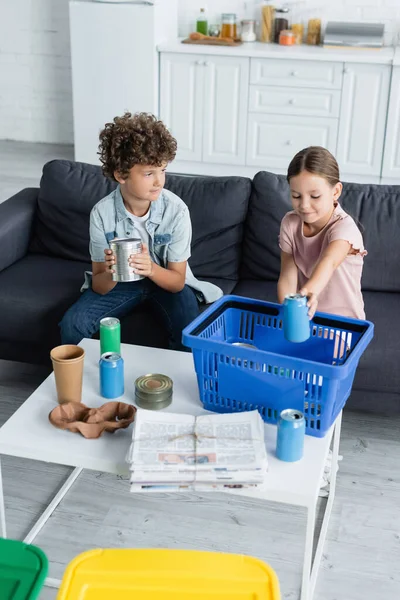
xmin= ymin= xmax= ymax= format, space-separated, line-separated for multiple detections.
xmin=50 ymin=345 xmax=85 ymax=404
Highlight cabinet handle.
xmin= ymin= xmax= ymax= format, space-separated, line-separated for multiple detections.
xmin=196 ymin=60 xmax=203 ymax=66
xmin=344 ymin=68 xmax=351 ymax=74
xmin=286 ymin=140 xmax=293 ymax=146
xmin=289 ymin=98 xmax=296 ymax=105
xmin=204 ymin=61 xmax=210 ymax=66
xmin=291 ymin=70 xmax=298 ymax=77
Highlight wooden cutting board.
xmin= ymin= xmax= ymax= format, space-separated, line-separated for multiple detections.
xmin=182 ymin=36 xmax=242 ymax=47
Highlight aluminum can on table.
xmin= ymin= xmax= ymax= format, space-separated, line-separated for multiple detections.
xmin=109 ymin=238 xmax=143 ymax=282
xmin=100 ymin=317 xmax=121 ymax=355
xmin=276 ymin=409 xmax=305 ymax=462
xmin=283 ymin=293 xmax=310 ymax=343
xmin=134 ymin=374 xmax=173 ymax=410
xmin=100 ymin=352 xmax=124 ymax=399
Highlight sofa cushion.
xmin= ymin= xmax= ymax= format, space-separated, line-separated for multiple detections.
xmin=0 ymin=254 xmax=88 ymax=345
xmin=340 ymin=183 xmax=400 ymax=292
xmin=240 ymin=171 xmax=290 ymax=282
xmin=233 ymin=279 xmax=278 ymax=302
xmin=241 ymin=171 xmax=400 ymax=292
xmin=354 ymin=290 xmax=400 ymax=395
xmin=0 ymin=253 xmax=238 ymax=352
xmin=30 ymin=161 xmax=117 ymax=262
xmin=165 ymin=174 xmax=251 ymax=280
xmin=29 ymin=160 xmax=251 ymax=281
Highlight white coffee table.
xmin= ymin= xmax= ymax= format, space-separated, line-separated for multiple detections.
xmin=0 ymin=338 xmax=342 ymax=600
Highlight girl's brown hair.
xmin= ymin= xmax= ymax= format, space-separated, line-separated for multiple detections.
xmin=287 ymin=146 xmax=340 ymax=187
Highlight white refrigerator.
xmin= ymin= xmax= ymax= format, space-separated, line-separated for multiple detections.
xmin=69 ymin=0 xmax=178 ymax=165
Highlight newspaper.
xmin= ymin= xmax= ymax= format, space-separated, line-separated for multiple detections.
xmin=127 ymin=409 xmax=268 ymax=492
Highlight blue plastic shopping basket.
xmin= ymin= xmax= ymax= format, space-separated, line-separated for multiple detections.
xmin=182 ymin=295 xmax=374 ymax=437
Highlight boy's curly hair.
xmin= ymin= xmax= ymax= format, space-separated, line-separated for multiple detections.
xmin=98 ymin=112 xmax=177 ymax=180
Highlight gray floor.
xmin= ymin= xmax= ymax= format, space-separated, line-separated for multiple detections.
xmin=0 ymin=140 xmax=74 ymax=203
xmin=0 ymin=142 xmax=399 ymax=599
xmin=1 ymin=358 xmax=399 ymax=600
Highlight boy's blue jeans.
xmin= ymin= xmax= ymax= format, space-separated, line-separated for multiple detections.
xmin=59 ymin=280 xmax=199 ymax=351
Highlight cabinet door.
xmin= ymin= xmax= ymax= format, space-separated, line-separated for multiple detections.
xmin=202 ymin=56 xmax=249 ymax=165
xmin=382 ymin=67 xmax=400 ymax=180
xmin=337 ymin=63 xmax=390 ymax=177
xmin=160 ymin=53 xmax=204 ymax=162
xmin=246 ymin=114 xmax=338 ymax=169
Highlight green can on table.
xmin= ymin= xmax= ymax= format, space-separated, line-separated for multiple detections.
xmin=100 ymin=317 xmax=121 ymax=355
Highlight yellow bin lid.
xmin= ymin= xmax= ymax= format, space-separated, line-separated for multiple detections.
xmin=57 ymin=548 xmax=280 ymax=599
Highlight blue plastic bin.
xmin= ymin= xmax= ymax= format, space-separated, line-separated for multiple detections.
xmin=182 ymin=295 xmax=374 ymax=437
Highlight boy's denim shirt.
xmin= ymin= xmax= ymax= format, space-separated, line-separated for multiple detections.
xmin=82 ymin=185 xmax=223 ymax=304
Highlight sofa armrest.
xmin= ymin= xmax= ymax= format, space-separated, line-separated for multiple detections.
xmin=0 ymin=188 xmax=39 ymax=272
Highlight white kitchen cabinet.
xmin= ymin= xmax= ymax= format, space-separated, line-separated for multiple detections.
xmin=160 ymin=53 xmax=204 ymax=162
xmin=249 ymin=86 xmax=341 ymax=118
xmin=337 ymin=63 xmax=391 ymax=177
xmin=247 ymin=114 xmax=338 ymax=169
xmin=160 ymin=53 xmax=249 ymax=166
xmin=203 ymin=57 xmax=249 ymax=165
xmin=250 ymin=58 xmax=343 ymax=89
xmin=382 ymin=67 xmax=400 ymax=181
xmin=159 ymin=45 xmax=396 ymax=180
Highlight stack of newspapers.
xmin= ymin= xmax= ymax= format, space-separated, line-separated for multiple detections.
xmin=126 ymin=409 xmax=268 ymax=492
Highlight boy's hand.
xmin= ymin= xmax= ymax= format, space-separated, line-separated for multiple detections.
xmin=129 ymin=243 xmax=153 ymax=277
xmin=104 ymin=248 xmax=116 ymax=274
xmin=299 ymin=287 xmax=318 ymax=320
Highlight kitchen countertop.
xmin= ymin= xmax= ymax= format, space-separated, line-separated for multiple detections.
xmin=158 ymin=39 xmax=396 ymax=65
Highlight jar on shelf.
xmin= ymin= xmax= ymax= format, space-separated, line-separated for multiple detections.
xmin=241 ymin=19 xmax=257 ymax=42
xmin=273 ymin=7 xmax=290 ymax=43
xmin=279 ymin=29 xmax=295 ymax=46
xmin=208 ymin=24 xmax=221 ymax=38
xmin=221 ymin=13 xmax=237 ymax=39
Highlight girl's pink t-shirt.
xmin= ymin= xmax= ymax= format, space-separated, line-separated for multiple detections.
xmin=279 ymin=204 xmax=367 ymax=320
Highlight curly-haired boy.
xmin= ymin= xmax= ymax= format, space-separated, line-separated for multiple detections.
xmin=60 ymin=112 xmax=222 ymax=350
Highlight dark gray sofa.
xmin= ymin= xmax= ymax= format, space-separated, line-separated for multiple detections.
xmin=0 ymin=160 xmax=398 ymax=415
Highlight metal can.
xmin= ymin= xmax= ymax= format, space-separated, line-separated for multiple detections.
xmin=100 ymin=317 xmax=121 ymax=355
xmin=276 ymin=409 xmax=305 ymax=462
xmin=109 ymin=238 xmax=143 ymax=282
xmin=99 ymin=352 xmax=124 ymax=399
xmin=135 ymin=374 xmax=173 ymax=410
xmin=283 ymin=293 xmax=310 ymax=343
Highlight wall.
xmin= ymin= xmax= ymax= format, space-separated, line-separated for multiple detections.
xmin=0 ymin=0 xmax=73 ymax=144
xmin=179 ymin=1 xmax=400 ymax=46
xmin=0 ymin=0 xmax=399 ymax=144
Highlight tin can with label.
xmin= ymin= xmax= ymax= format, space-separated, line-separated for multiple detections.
xmin=283 ymin=293 xmax=310 ymax=343
xmin=100 ymin=317 xmax=121 ymax=355
xmin=110 ymin=238 xmax=143 ymax=282
xmin=135 ymin=374 xmax=173 ymax=410
xmin=276 ymin=408 xmax=305 ymax=462
xmin=100 ymin=352 xmax=124 ymax=399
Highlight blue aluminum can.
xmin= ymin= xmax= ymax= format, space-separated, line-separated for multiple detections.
xmin=99 ymin=352 xmax=124 ymax=399
xmin=276 ymin=409 xmax=305 ymax=462
xmin=283 ymin=293 xmax=310 ymax=343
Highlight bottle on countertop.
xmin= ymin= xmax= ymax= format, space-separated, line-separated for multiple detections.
xmin=196 ymin=7 xmax=208 ymax=36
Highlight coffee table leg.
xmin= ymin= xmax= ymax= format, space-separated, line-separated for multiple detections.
xmin=301 ymin=412 xmax=343 ymax=600
xmin=24 ymin=466 xmax=83 ymax=545
xmin=0 ymin=457 xmax=7 ymax=538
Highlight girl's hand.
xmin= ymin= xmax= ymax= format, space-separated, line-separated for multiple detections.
xmin=299 ymin=287 xmax=318 ymax=320
xmin=104 ymin=248 xmax=116 ymax=274
xmin=129 ymin=243 xmax=153 ymax=277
